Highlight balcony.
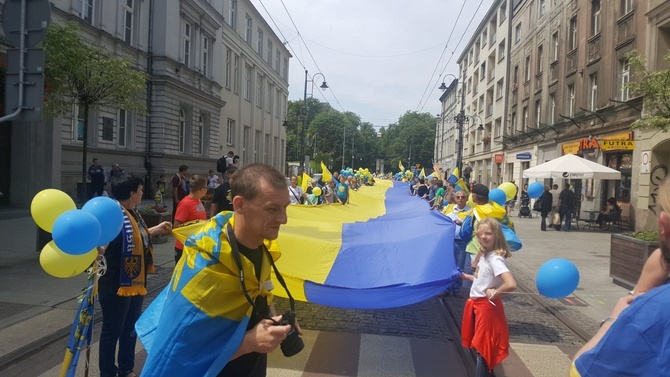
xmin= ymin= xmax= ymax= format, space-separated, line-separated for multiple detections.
xmin=488 ymin=68 xmax=495 ymax=83
xmin=549 ymin=61 xmax=559 ymax=83
xmin=566 ymin=50 xmax=578 ymax=76
xmin=535 ymin=72 xmax=543 ymax=92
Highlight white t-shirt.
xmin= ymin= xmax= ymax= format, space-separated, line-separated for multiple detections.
xmin=208 ymin=175 xmax=221 ymax=189
xmin=469 ymin=251 xmax=510 ymax=298
xmin=549 ymin=189 xmax=560 ymax=207
xmin=446 ymin=204 xmax=471 ymax=239
xmin=288 ymin=186 xmax=305 ymax=204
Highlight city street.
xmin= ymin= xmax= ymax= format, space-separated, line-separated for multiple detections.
xmin=0 ymin=207 xmax=629 ymax=376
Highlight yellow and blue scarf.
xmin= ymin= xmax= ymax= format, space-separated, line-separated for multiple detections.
xmin=118 ymin=207 xmax=153 ymax=296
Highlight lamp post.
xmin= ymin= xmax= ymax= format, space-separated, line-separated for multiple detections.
xmin=300 ymin=70 xmax=328 ymax=174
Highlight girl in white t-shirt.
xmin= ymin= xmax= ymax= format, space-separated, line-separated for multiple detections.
xmin=460 ymin=217 xmax=517 ymax=377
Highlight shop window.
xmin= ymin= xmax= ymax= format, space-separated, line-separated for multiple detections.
xmin=606 ymin=152 xmax=632 ymax=202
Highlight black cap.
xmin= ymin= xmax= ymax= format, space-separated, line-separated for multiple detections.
xmin=472 ymin=183 xmax=489 ymax=197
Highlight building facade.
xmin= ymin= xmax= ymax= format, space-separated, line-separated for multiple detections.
xmin=0 ymin=0 xmax=289 ymax=207
xmin=435 ymin=79 xmax=459 ymax=174
xmin=453 ymin=0 xmax=511 ymax=187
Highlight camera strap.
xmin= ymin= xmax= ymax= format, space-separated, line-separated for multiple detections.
xmin=226 ymin=223 xmax=296 ymax=324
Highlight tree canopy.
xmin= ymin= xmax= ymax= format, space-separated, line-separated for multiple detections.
xmin=627 ymin=51 xmax=670 ymax=132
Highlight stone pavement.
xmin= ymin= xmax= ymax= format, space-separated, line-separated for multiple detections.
xmin=0 ymin=203 xmax=633 ymax=376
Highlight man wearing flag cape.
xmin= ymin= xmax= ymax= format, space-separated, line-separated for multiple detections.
xmin=136 ymin=164 xmax=299 ymax=376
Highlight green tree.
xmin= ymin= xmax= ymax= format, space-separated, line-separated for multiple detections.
xmin=379 ymin=111 xmax=436 ymax=172
xmin=42 ymin=23 xmax=146 ymax=198
xmin=627 ymin=51 xmax=670 ymax=131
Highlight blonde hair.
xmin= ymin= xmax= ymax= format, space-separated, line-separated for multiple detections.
xmin=476 ymin=217 xmax=511 ymax=258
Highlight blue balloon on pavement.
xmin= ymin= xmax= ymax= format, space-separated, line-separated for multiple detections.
xmin=52 ymin=210 xmax=102 ymax=255
xmin=489 ymin=188 xmax=507 ymax=206
xmin=527 ymin=182 xmax=544 ymax=199
xmin=536 ymin=258 xmax=580 ymax=299
xmin=82 ymin=196 xmax=124 ymax=246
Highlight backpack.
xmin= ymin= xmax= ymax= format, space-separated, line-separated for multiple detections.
xmin=216 ymin=156 xmax=227 ymax=173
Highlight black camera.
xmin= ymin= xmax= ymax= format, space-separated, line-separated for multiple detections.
xmin=279 ymin=311 xmax=304 ymax=357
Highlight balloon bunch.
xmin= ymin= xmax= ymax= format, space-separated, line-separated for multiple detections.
xmin=31 ymin=190 xmax=124 ymax=278
xmin=488 ymin=182 xmax=518 ymax=206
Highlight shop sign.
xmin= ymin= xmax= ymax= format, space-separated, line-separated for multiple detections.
xmin=494 ymin=153 xmax=505 ymax=163
xmin=580 ymin=138 xmax=600 ymax=150
xmin=516 ymin=152 xmax=532 ymax=160
xmin=562 ymin=141 xmax=580 ymax=155
xmin=601 ymin=140 xmax=635 ymax=151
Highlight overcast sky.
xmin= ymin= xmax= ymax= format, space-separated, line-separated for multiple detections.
xmin=251 ymin=0 xmax=495 ymax=130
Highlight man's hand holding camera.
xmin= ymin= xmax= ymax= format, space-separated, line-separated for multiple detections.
xmin=232 ymin=313 xmax=303 ymax=359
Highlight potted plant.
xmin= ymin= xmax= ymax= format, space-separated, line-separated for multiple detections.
xmin=610 ymin=230 xmax=659 ymax=290
xmin=136 ymin=205 xmax=171 ymax=244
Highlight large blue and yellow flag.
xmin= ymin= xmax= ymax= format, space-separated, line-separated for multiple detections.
xmin=136 ymin=213 xmax=280 ymax=376
xmin=272 ymin=180 xmax=458 ymax=309
xmin=447 ymin=167 xmax=460 ymax=183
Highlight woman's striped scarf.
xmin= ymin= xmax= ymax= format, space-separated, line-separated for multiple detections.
xmin=118 ymin=207 xmax=154 ymax=296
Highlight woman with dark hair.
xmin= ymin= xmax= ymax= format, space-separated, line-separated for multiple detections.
xmin=99 ymin=174 xmax=172 ymax=377
xmin=596 ymin=197 xmax=621 ymax=229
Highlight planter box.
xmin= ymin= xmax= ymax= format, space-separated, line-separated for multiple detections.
xmin=610 ymin=234 xmax=659 ymax=290
xmin=141 ymin=212 xmax=171 ymax=244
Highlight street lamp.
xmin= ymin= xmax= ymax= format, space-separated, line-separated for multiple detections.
xmin=300 ymin=70 xmax=328 ymax=174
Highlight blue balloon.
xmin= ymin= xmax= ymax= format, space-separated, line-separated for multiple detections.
xmin=527 ymin=182 xmax=544 ymax=199
xmin=52 ymin=210 xmax=102 ymax=255
xmin=82 ymin=197 xmax=124 ymax=246
xmin=536 ymin=258 xmax=580 ymax=299
xmin=489 ymin=188 xmax=507 ymax=206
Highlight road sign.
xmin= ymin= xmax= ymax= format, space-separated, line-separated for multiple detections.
xmin=6 ymin=48 xmax=44 ymax=74
xmin=2 ymin=0 xmax=51 ymax=48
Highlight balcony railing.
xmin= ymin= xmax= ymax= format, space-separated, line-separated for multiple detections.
xmin=550 ymin=61 xmax=559 ymax=82
xmin=567 ymin=50 xmax=578 ymax=75
xmin=588 ymin=34 xmax=601 ymax=62
xmin=617 ymin=12 xmax=635 ymax=45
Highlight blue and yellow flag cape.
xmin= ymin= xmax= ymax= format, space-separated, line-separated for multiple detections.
xmin=272 ymin=180 xmax=458 ymax=309
xmin=136 ymin=213 xmax=280 ymax=376
xmin=59 ymin=272 xmax=96 ymax=377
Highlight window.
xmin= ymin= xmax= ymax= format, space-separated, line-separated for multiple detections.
xmin=244 ymin=65 xmax=251 ymax=101
xmin=183 ymin=22 xmax=192 ymax=67
xmin=513 ymin=65 xmax=519 ymax=86
xmin=256 ymin=73 xmax=263 ymax=107
xmin=267 ymin=83 xmax=274 ymax=114
xmin=79 ymin=0 xmax=94 ymax=24
xmin=535 ymin=100 xmax=541 ymax=127
xmin=524 ymin=55 xmax=531 ymax=82
xmin=620 ymin=59 xmax=630 ymax=101
xmin=225 ymin=48 xmax=232 ymax=89
xmin=202 ymin=36 xmax=209 ymax=76
xmin=243 ymin=126 xmax=250 ymax=163
xmin=72 ymin=103 xmax=85 ymax=141
xmin=283 ymin=57 xmax=289 ymax=79
xmin=254 ymin=130 xmax=261 ymax=162
xmin=275 ymin=50 xmax=281 ymax=72
xmin=226 ymin=119 xmax=235 ymax=146
xmin=275 ymin=89 xmax=281 ymax=118
xmin=264 ymin=133 xmax=271 ymax=164
xmin=498 ymin=40 xmax=506 ymax=61
xmin=552 ymin=32 xmax=559 ymax=61
xmin=537 ymin=45 xmax=544 ymax=73
xmin=522 ymin=106 xmax=528 ymax=131
xmin=538 ymin=0 xmax=546 ymax=17
xmin=496 ymin=79 xmax=504 ymax=99
xmin=569 ymin=17 xmax=577 ymax=51
xmin=228 ymin=0 xmax=237 ymax=29
xmin=257 ymin=28 xmax=264 ymax=55
xmin=591 ymin=0 xmax=601 ymax=36
xmin=480 ymin=62 xmax=486 ymax=81
xmin=267 ymin=40 xmax=273 ymax=65
xmin=233 ymin=55 xmax=239 ymax=93
xmin=482 ymin=29 xmax=488 ymax=47
xmin=245 ymin=15 xmax=252 ymax=44
xmin=515 ymin=23 xmax=521 ymax=44
xmin=589 ymin=73 xmax=598 ymax=110
xmin=194 ymin=115 xmax=204 ymax=155
xmin=179 ymin=108 xmax=186 ymax=153
xmin=549 ymin=93 xmax=556 ymax=124
xmin=568 ymin=84 xmax=575 ymax=116
xmin=102 ymin=117 xmax=114 ymax=141
xmin=118 ymin=109 xmax=127 ymax=147
xmin=122 ymin=0 xmax=134 ymax=44
xmin=621 ymin=0 xmax=633 ymax=16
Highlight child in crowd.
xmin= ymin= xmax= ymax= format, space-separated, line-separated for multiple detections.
xmin=460 ymin=217 xmax=517 ymax=377
xmin=173 ymin=175 xmax=208 ymax=263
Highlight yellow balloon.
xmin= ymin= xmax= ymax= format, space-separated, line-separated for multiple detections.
xmin=31 ymin=189 xmax=76 ymax=232
xmin=498 ymin=182 xmax=518 ymax=201
xmin=467 ymin=193 xmax=476 ymax=208
xmin=313 ymin=187 xmax=322 ymax=196
xmin=39 ymin=241 xmax=97 ymax=278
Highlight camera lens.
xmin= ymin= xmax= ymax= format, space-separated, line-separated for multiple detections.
xmin=280 ymin=327 xmax=304 ymax=357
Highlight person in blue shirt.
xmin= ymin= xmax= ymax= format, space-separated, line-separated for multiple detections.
xmin=571 ymin=177 xmax=670 ymax=376
xmin=336 ymin=175 xmax=349 ymax=204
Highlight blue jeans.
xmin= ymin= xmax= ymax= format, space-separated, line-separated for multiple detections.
xmin=560 ymin=207 xmax=572 ymax=230
xmin=452 ymin=240 xmax=468 ymax=290
xmin=98 ymin=284 xmax=144 ymax=377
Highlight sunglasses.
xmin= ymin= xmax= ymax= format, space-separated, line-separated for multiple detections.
xmin=456 ymin=196 xmax=467 ymax=199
